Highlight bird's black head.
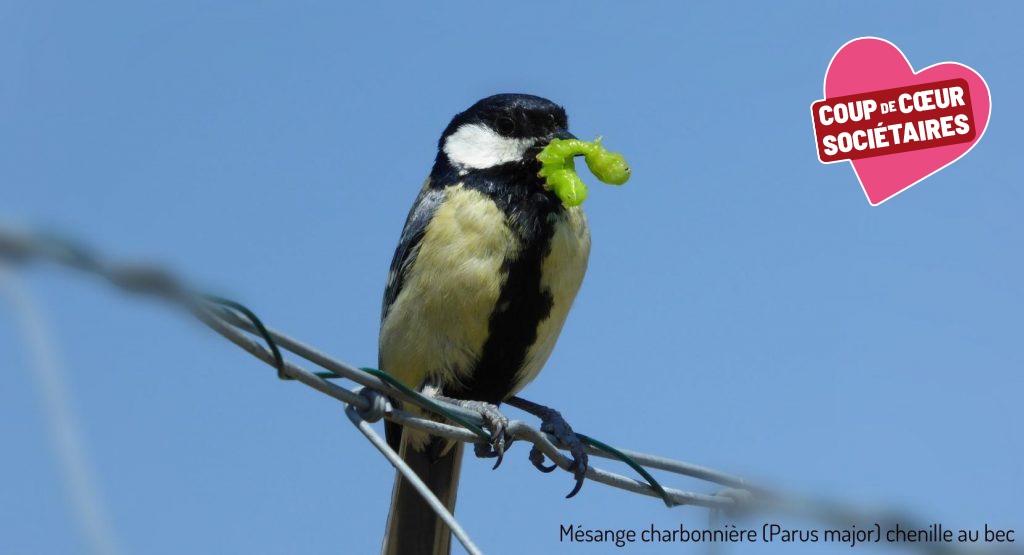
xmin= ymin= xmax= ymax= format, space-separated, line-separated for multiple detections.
xmin=433 ymin=94 xmax=573 ymax=177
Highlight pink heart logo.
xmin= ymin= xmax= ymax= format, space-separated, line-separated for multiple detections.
xmin=822 ymin=38 xmax=991 ymax=205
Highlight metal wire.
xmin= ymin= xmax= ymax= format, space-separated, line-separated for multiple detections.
xmin=1 ymin=225 xmax=1019 ymax=555
xmin=0 ymin=270 xmax=122 ymax=555
xmin=345 ymin=392 xmax=483 ymax=555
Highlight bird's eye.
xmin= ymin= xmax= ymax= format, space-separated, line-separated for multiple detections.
xmin=495 ymin=116 xmax=516 ymax=135
xmin=547 ymin=113 xmax=557 ymax=126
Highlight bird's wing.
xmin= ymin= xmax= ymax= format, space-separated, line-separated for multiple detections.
xmin=380 ymin=182 xmax=446 ymax=323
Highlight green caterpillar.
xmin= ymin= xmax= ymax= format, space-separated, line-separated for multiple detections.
xmin=537 ymin=137 xmax=631 ymax=207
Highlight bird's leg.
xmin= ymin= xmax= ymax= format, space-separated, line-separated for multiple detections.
xmin=431 ymin=395 xmax=512 ymax=469
xmin=506 ymin=396 xmax=589 ymax=498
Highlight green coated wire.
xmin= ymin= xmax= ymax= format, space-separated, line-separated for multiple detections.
xmin=315 ymin=367 xmax=673 ymax=506
xmin=22 ymin=229 xmax=673 ymax=507
xmin=202 ymin=296 xmax=286 ymax=379
xmin=357 ymin=367 xmax=491 ymax=441
xmin=577 ymin=433 xmax=676 ymax=507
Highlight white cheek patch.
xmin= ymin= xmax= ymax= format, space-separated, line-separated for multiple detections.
xmin=443 ymin=123 xmax=535 ymax=172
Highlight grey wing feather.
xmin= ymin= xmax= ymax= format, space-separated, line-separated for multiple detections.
xmin=381 ymin=183 xmax=446 ymax=323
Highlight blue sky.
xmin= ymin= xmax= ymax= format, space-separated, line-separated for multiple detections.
xmin=1 ymin=1 xmax=1020 ymax=554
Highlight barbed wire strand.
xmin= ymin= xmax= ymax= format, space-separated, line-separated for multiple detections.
xmin=1 ymin=225 xmax=1019 ymax=555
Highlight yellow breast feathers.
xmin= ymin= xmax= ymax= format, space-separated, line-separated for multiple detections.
xmin=379 ymin=184 xmax=518 ymax=391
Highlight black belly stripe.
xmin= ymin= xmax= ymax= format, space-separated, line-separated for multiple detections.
xmin=446 ymin=230 xmax=555 ymax=403
xmin=435 ymin=159 xmax=563 ymax=404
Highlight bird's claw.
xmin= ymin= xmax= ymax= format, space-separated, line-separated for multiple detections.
xmin=439 ymin=398 xmax=512 ymax=469
xmin=535 ymin=407 xmax=589 ymax=498
xmin=529 ymin=445 xmax=558 ymax=473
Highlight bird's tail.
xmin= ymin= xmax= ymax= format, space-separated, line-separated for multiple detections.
xmin=381 ymin=422 xmax=463 ymax=555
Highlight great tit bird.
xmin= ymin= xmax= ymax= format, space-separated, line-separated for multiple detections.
xmin=379 ymin=94 xmax=590 ymax=555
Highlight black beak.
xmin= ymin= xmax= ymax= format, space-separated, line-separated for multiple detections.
xmin=551 ymin=129 xmax=577 ymax=141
